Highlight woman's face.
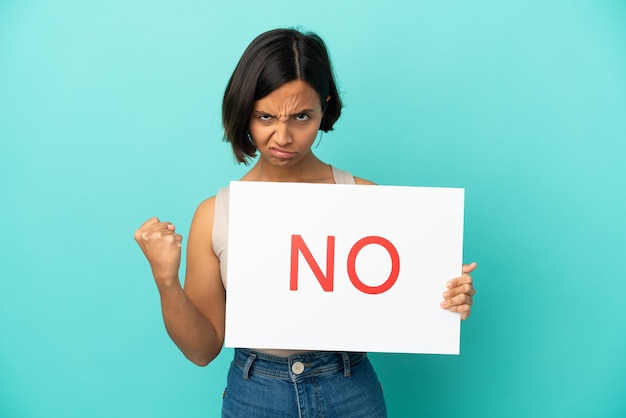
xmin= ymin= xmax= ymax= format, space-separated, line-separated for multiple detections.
xmin=249 ymin=79 xmax=325 ymax=168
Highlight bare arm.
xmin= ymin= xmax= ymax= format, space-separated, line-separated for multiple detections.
xmin=134 ymin=198 xmax=225 ymax=366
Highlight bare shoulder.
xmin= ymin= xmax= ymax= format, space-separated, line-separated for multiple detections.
xmin=192 ymin=196 xmax=216 ymax=225
xmin=187 ymin=196 xmax=218 ymax=257
xmin=186 ymin=196 xmax=218 ymax=261
xmin=354 ymin=176 xmax=377 ymax=185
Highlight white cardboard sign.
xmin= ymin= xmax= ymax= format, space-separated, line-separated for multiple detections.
xmin=224 ymin=181 xmax=464 ymax=354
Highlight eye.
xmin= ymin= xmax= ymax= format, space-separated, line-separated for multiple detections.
xmin=257 ymin=114 xmax=272 ymax=121
xmin=295 ymin=113 xmax=311 ymax=122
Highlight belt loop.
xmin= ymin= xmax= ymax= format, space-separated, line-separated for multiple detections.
xmin=242 ymin=351 xmax=257 ymax=381
xmin=341 ymin=352 xmax=351 ymax=378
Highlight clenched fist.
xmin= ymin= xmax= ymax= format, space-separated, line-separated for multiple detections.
xmin=134 ymin=217 xmax=183 ymax=286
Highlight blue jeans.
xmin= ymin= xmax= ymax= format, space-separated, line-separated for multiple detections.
xmin=222 ymin=348 xmax=387 ymax=417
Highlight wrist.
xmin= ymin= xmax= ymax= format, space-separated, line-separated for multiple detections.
xmin=154 ymin=274 xmax=182 ymax=292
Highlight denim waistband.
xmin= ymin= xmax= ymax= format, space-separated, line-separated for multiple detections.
xmin=233 ymin=348 xmax=367 ymax=382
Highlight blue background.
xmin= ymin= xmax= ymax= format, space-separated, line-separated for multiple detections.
xmin=1 ymin=0 xmax=625 ymax=417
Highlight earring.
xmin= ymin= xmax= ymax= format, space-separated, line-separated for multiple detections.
xmin=314 ymin=131 xmax=323 ymax=148
xmin=247 ymin=131 xmax=256 ymax=149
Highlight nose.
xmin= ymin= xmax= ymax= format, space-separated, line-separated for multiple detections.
xmin=274 ymin=120 xmax=292 ymax=146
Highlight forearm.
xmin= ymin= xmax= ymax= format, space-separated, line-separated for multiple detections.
xmin=157 ymin=279 xmax=223 ymax=366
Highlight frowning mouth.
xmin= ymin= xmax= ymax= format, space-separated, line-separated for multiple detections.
xmin=270 ymin=148 xmax=297 ymax=159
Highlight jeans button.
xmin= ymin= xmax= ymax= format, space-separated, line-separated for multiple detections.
xmin=291 ymin=361 xmax=305 ymax=375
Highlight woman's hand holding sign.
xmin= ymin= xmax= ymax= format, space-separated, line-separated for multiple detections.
xmin=441 ymin=262 xmax=476 ymax=320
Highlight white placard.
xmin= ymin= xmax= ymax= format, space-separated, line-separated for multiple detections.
xmin=224 ymin=181 xmax=464 ymax=354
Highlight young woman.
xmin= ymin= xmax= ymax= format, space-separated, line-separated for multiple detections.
xmin=135 ymin=28 xmax=476 ymax=417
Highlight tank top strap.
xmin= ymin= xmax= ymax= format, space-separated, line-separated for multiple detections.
xmin=331 ymin=166 xmax=355 ymax=184
xmin=212 ymin=186 xmax=230 ymax=287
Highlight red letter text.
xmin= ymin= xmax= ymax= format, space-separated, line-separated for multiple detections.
xmin=290 ymin=235 xmax=336 ymax=292
xmin=347 ymin=236 xmax=400 ymax=294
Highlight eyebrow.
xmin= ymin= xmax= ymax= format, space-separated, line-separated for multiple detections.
xmin=252 ymin=108 xmax=316 ymax=116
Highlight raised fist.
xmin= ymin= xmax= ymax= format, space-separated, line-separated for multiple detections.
xmin=134 ymin=217 xmax=183 ymax=285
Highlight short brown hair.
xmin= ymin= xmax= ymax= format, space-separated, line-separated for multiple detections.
xmin=222 ymin=28 xmax=342 ymax=164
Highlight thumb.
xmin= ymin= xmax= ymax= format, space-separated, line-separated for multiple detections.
xmin=462 ymin=262 xmax=477 ymax=275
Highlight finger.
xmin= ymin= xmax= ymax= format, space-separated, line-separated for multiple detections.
xmin=139 ymin=217 xmax=160 ymax=229
xmin=446 ymin=273 xmax=473 ymax=290
xmin=144 ymin=221 xmax=177 ymax=234
xmin=137 ymin=226 xmax=177 ymax=243
xmin=153 ymin=231 xmax=183 ymax=244
xmin=440 ymin=293 xmax=473 ymax=309
xmin=440 ymin=301 xmax=472 ymax=320
xmin=462 ymin=261 xmax=477 ymax=275
xmin=446 ymin=262 xmax=476 ymax=288
xmin=174 ymin=234 xmax=183 ymax=247
xmin=443 ymin=283 xmax=475 ymax=299
xmin=134 ymin=217 xmax=160 ymax=242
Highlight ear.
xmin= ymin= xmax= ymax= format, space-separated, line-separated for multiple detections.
xmin=321 ymin=95 xmax=331 ymax=115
